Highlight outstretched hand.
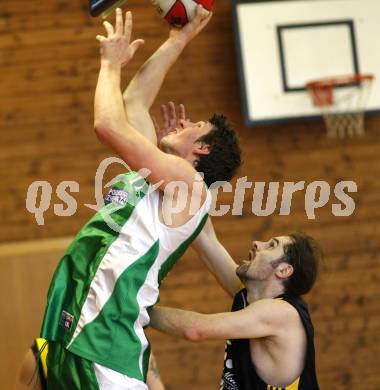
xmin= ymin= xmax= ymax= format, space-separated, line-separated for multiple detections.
xmin=169 ymin=4 xmax=213 ymax=44
xmin=152 ymin=102 xmax=187 ymax=143
xmin=96 ymin=8 xmax=144 ymax=67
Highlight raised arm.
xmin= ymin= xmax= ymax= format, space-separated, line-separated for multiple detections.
xmin=94 ymin=9 xmax=204 ymax=194
xmin=192 ymin=218 xmax=242 ymax=297
xmin=150 ymin=299 xmax=296 ymax=342
xmin=94 ymin=9 xmax=144 ymax=139
xmin=123 ymin=5 xmax=212 ymax=144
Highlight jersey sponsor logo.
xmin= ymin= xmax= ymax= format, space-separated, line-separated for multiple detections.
xmin=104 ymin=188 xmax=129 ymax=206
xmin=59 ymin=310 xmax=74 ymax=331
xmin=220 ymin=339 xmax=238 ymax=390
xmin=221 ymin=372 xmax=238 ymax=390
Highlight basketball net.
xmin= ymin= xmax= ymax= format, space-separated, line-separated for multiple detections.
xmin=306 ymin=74 xmax=374 ymax=138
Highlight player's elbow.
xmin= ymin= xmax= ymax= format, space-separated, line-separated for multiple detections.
xmin=124 ymin=92 xmax=145 ymax=107
xmin=184 ymin=324 xmax=207 ymax=342
xmin=94 ymin=121 xmax=112 ymax=144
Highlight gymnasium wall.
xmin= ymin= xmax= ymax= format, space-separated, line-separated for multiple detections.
xmin=1 ymin=0 xmax=380 ymax=388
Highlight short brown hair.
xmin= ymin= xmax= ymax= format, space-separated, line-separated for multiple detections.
xmin=283 ymin=232 xmax=322 ymax=296
xmin=195 ymin=114 xmax=242 ymax=187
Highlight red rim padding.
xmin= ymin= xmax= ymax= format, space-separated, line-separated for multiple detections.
xmin=307 ymin=73 xmax=374 ymax=106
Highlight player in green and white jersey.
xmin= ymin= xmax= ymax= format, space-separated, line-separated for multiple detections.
xmin=40 ymin=6 xmax=241 ymax=390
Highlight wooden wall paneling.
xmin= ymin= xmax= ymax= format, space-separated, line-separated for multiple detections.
xmin=1 ymin=0 xmax=380 ymax=388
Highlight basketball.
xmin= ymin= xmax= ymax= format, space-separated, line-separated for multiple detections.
xmin=152 ymin=0 xmax=214 ymax=26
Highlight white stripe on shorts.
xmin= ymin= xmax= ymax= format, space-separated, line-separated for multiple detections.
xmin=93 ymin=363 xmax=148 ymax=390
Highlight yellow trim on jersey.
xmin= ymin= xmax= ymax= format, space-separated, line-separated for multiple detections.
xmin=266 ymin=376 xmax=300 ymax=390
xmin=35 ymin=338 xmax=48 ymax=378
xmin=286 ymin=377 xmax=300 ymax=389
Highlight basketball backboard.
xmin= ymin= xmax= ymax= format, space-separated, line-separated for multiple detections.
xmin=232 ymin=0 xmax=380 ymax=125
xmin=89 ymin=0 xmax=127 ymax=17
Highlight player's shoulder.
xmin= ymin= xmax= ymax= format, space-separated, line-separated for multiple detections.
xmin=246 ymin=296 xmax=301 ymax=325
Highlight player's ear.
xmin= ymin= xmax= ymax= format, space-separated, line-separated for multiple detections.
xmin=193 ymin=143 xmax=211 ymax=156
xmin=275 ymin=262 xmax=294 ymax=280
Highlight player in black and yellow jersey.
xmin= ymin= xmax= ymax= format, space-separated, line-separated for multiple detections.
xmin=150 ymin=220 xmax=321 ymax=389
xmin=16 ymin=338 xmax=165 ymax=390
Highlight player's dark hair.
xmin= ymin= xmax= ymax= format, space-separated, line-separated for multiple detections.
xmin=195 ymin=114 xmax=242 ymax=187
xmin=283 ymin=232 xmax=322 ymax=297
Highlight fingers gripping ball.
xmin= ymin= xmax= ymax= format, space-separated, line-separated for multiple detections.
xmin=153 ymin=0 xmax=214 ymax=26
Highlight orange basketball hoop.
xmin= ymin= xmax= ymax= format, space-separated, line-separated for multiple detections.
xmin=306 ymin=74 xmax=374 ymax=138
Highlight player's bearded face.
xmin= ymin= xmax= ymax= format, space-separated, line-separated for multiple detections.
xmin=236 ymin=237 xmax=291 ymax=282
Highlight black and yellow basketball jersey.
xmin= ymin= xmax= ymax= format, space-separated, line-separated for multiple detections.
xmin=31 ymin=338 xmax=48 ymax=390
xmin=220 ymin=289 xmax=319 ymax=390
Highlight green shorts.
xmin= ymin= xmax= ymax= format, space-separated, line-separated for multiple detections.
xmin=46 ymin=341 xmax=148 ymax=389
xmin=46 ymin=341 xmax=99 ymax=389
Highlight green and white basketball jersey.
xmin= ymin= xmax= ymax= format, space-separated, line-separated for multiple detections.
xmin=40 ymin=171 xmax=210 ymax=381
